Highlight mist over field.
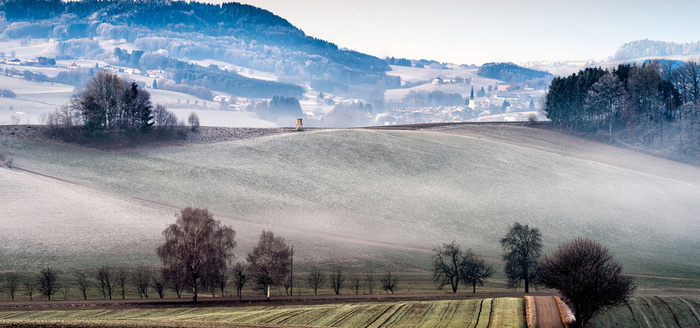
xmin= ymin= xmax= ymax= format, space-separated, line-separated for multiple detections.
xmin=2 ymin=125 xmax=699 ymax=286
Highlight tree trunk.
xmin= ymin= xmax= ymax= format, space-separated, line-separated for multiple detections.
xmin=192 ymin=276 xmax=198 ymax=303
xmin=266 ymin=285 xmax=271 ymax=301
xmin=524 ymin=275 xmax=529 ymax=293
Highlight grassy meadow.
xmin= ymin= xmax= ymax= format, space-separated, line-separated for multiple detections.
xmin=1 ymin=125 xmax=699 ymax=295
xmin=0 ymin=297 xmax=526 ymax=328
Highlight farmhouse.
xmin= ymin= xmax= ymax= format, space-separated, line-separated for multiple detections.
xmin=497 ymin=83 xmax=513 ymax=92
xmin=67 ymin=62 xmax=79 ymax=69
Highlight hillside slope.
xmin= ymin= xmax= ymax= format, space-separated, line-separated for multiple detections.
xmin=1 ymin=125 xmax=699 ymax=285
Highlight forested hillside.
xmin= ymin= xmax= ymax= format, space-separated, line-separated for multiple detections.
xmin=477 ymin=62 xmax=552 ymax=84
xmin=543 ymin=60 xmax=700 ymax=161
xmin=0 ymin=0 xmax=397 ymax=89
xmin=614 ymin=39 xmax=700 ymax=60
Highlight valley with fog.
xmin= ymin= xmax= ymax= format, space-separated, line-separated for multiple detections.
xmin=1 ymin=1 xmax=700 ymax=327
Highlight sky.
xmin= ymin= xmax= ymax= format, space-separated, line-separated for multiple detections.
xmin=209 ymin=0 xmax=700 ymax=65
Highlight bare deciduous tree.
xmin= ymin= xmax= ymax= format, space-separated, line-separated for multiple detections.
xmin=349 ymin=276 xmax=361 ymax=295
xmin=4 ymin=273 xmax=20 ymax=301
xmin=306 ymin=266 xmax=325 ymax=296
xmin=211 ymin=265 xmax=229 ymax=297
xmin=164 ymin=266 xmax=186 ymax=298
xmin=231 ymin=262 xmax=249 ymax=302
xmin=38 ymin=267 xmax=59 ymax=301
xmin=23 ymin=276 xmax=38 ymax=301
xmin=246 ymin=230 xmax=291 ymax=300
xmin=59 ymin=285 xmax=71 ymax=300
xmin=74 ymin=271 xmax=91 ymax=300
xmin=381 ymin=272 xmax=398 ymax=294
xmin=500 ymin=222 xmax=542 ymax=293
xmin=157 ymin=207 xmax=236 ymax=303
xmin=537 ymin=238 xmax=636 ymax=328
xmin=330 ymin=267 xmax=345 ymax=295
xmin=187 ymin=112 xmax=200 ymax=131
xmin=132 ymin=266 xmax=151 ymax=299
xmin=153 ymin=104 xmax=178 ymax=128
xmin=432 ymin=241 xmax=464 ymax=293
xmin=365 ymin=272 xmax=375 ymax=294
xmin=151 ymin=269 xmax=165 ymax=299
xmin=460 ymin=250 xmax=493 ymax=294
xmin=96 ymin=266 xmax=114 ymax=299
xmin=117 ymin=267 xmax=129 ymax=299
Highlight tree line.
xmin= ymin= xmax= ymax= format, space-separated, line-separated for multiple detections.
xmin=544 ymin=60 xmax=700 ymax=157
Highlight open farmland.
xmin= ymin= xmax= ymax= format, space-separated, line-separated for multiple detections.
xmin=1 ymin=124 xmax=700 ymax=293
xmin=0 ymin=298 xmax=525 ymax=328
xmin=590 ymin=296 xmax=700 ymax=328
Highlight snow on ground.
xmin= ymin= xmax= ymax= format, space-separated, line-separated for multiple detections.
xmin=189 ymin=58 xmax=279 ymax=82
xmin=0 ymin=39 xmax=58 ymax=59
xmin=386 ymin=65 xmax=477 ymax=83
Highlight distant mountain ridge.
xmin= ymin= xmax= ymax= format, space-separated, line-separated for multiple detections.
xmin=614 ymin=39 xmax=700 ymax=60
xmin=0 ymin=0 xmax=394 ymax=89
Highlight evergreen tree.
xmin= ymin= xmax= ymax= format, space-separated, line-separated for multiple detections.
xmin=476 ymin=87 xmax=486 ymax=98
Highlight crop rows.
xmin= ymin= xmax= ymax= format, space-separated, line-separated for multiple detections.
xmin=0 ymin=298 xmax=526 ymax=328
xmin=591 ymin=296 xmax=700 ymax=328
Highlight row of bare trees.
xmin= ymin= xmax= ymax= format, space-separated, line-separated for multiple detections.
xmin=1 ymin=266 xmax=172 ymax=301
xmin=156 ymin=207 xmax=402 ymax=302
xmin=0 ymin=207 xmax=402 ymax=302
xmin=305 ymin=267 xmax=398 ymax=296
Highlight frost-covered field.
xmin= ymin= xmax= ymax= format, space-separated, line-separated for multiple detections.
xmin=1 ymin=125 xmax=699 ymax=291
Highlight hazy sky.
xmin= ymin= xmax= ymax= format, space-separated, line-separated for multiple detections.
xmin=212 ymin=0 xmax=700 ymax=65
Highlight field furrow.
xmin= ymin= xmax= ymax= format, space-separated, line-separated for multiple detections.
xmin=366 ymin=304 xmax=401 ymax=328
xmin=474 ymin=298 xmax=492 ymax=328
xmin=487 ymin=298 xmax=525 ymax=328
xmin=441 ymin=300 xmax=480 ymax=328
xmin=677 ymin=297 xmax=700 ymax=326
xmin=384 ymin=301 xmax=429 ymax=327
xmin=370 ymin=303 xmax=407 ymax=327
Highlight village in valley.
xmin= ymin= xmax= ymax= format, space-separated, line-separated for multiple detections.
xmin=0 ymin=38 xmax=549 ymax=128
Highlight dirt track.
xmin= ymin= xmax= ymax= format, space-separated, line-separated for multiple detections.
xmin=532 ymin=296 xmax=565 ymax=328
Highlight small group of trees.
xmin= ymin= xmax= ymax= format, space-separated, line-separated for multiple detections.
xmin=432 ymin=242 xmax=493 ymax=294
xmin=432 ymin=222 xmax=635 ymax=327
xmin=46 ymin=70 xmax=184 ymax=141
xmin=157 ymin=207 xmax=294 ymax=302
xmin=71 ymin=70 xmax=154 ymax=138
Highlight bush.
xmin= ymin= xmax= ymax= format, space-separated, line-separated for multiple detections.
xmin=0 ymin=89 xmax=16 ymax=98
xmin=0 ymin=150 xmax=13 ymax=168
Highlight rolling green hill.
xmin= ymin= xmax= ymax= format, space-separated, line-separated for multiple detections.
xmin=1 ymin=125 xmax=699 ymax=292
